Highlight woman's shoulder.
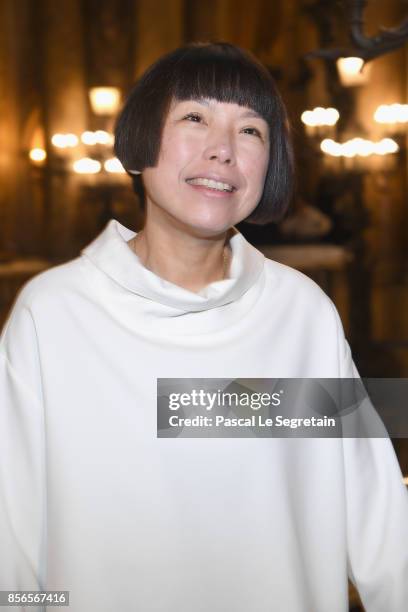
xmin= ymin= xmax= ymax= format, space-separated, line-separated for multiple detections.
xmin=262 ymin=256 xmax=331 ymax=304
xmin=1 ymin=256 xmax=88 ymax=352
xmin=8 ymin=256 xmax=86 ymax=312
xmin=261 ymin=255 xmax=344 ymax=333
xmin=261 ymin=256 xmax=351 ymax=372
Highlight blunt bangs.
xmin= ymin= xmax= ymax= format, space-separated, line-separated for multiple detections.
xmin=170 ymin=45 xmax=275 ymax=126
xmin=114 ymin=42 xmax=294 ymax=225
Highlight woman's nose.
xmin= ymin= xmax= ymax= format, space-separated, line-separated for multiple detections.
xmin=202 ymin=131 xmax=236 ymax=165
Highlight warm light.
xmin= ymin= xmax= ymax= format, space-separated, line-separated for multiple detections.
xmin=89 ymin=87 xmax=121 ymax=116
xmin=404 ymin=476 xmax=408 ymax=486
xmin=374 ymin=138 xmax=399 ymax=155
xmin=73 ymin=158 xmax=101 ymax=174
xmin=338 ymin=57 xmax=364 ymax=75
xmin=301 ymin=110 xmax=314 ymax=126
xmin=320 ymin=139 xmax=342 ymax=156
xmin=104 ymin=158 xmax=125 ymax=173
xmin=354 ymin=138 xmax=375 ymax=157
xmin=342 ymin=139 xmax=358 ymax=158
xmin=336 ymin=57 xmax=369 ymax=87
xmin=301 ymin=107 xmax=339 ymax=127
xmin=51 ymin=133 xmax=79 ymax=148
xmin=29 ymin=148 xmax=47 ymax=162
xmin=95 ymin=130 xmax=113 ymax=145
xmin=320 ymin=137 xmax=399 ymax=157
xmin=81 ymin=131 xmax=98 ymax=145
xmin=81 ymin=130 xmax=114 ymax=145
xmin=30 ymin=126 xmax=45 ymax=152
xmin=374 ymin=104 xmax=408 ymax=124
xmin=325 ymin=108 xmax=340 ymax=126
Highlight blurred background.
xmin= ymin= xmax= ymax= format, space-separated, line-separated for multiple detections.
xmin=1 ymin=2 xmax=407 ymax=608
xmin=2 ymin=0 xmax=408 ymax=372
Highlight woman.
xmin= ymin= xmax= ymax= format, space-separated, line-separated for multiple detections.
xmin=1 ymin=42 xmax=407 ymax=612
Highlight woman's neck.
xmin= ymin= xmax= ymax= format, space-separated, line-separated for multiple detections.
xmin=129 ymin=219 xmax=232 ymax=293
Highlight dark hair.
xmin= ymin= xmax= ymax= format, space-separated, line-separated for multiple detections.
xmin=114 ymin=42 xmax=294 ymax=224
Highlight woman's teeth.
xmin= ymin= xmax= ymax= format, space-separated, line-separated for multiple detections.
xmin=186 ymin=177 xmax=234 ymax=192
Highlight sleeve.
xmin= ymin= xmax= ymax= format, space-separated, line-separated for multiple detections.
xmin=0 ymin=293 xmax=47 ymax=611
xmin=337 ymin=326 xmax=408 ymax=611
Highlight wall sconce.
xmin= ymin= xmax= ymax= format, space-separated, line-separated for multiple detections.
xmin=81 ymin=130 xmax=114 ymax=146
xmin=45 ymin=129 xmax=124 ymax=177
xmin=88 ymin=87 xmax=121 ymax=116
xmin=104 ymin=158 xmax=126 ymax=174
xmin=72 ymin=155 xmax=126 ymax=176
xmin=29 ymin=92 xmax=127 ymax=186
xmin=51 ymin=133 xmax=79 ymax=148
xmin=73 ymin=158 xmax=102 ymax=174
xmin=374 ymin=104 xmax=408 ymax=135
xmin=336 ymin=57 xmax=371 ymax=87
xmin=29 ymin=148 xmax=47 ymax=165
xmin=320 ymin=137 xmax=399 ymax=171
xmin=301 ymin=107 xmax=339 ymax=137
xmin=71 ymin=155 xmax=126 ymax=176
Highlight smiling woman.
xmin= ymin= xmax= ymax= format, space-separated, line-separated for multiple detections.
xmin=114 ymin=42 xmax=293 ymax=292
xmin=115 ymin=42 xmax=293 ymax=222
xmin=1 ymin=42 xmax=408 ymax=612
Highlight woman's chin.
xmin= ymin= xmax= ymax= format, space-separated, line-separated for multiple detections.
xmin=179 ymin=214 xmax=235 ymax=236
xmin=155 ymin=202 xmax=232 ymax=234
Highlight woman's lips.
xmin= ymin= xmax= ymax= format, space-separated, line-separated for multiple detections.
xmin=186 ymin=182 xmax=236 ymax=198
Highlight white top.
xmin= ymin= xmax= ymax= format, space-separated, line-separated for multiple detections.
xmin=1 ymin=219 xmax=407 ymax=612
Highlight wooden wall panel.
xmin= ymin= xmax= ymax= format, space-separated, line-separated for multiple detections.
xmin=134 ymin=0 xmax=184 ymax=78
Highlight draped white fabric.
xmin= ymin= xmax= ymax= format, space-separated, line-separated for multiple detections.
xmin=1 ymin=219 xmax=407 ymax=611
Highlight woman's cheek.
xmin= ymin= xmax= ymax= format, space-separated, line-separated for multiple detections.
xmin=246 ymin=157 xmax=267 ymax=187
xmin=255 ymin=151 xmax=269 ymax=183
xmin=185 ymin=131 xmax=207 ymax=153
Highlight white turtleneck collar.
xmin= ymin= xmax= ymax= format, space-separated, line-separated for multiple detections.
xmin=81 ymin=219 xmax=266 ymax=315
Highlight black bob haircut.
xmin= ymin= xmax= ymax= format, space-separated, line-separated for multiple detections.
xmin=114 ymin=42 xmax=294 ymax=225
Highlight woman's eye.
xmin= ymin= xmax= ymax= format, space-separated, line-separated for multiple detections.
xmin=241 ymin=127 xmax=261 ymax=137
xmin=183 ymin=113 xmax=202 ymax=123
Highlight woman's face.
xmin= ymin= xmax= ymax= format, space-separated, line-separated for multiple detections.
xmin=142 ymin=97 xmax=270 ymax=236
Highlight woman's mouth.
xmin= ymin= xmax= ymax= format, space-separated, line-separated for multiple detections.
xmin=186 ymin=177 xmax=236 ymax=193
